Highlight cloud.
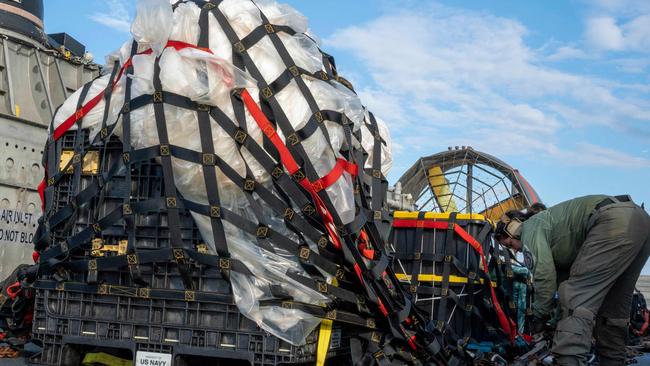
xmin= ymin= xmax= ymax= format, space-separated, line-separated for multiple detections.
xmin=585 ymin=17 xmax=624 ymax=50
xmin=550 ymin=143 xmax=650 ymax=168
xmin=582 ymin=1 xmax=650 ymax=53
xmin=325 ymin=2 xmax=650 ymax=169
xmin=546 ymin=46 xmax=590 ymax=61
xmin=89 ymin=0 xmax=132 ymax=33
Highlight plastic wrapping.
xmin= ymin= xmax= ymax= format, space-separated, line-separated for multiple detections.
xmin=50 ymin=0 xmax=392 ymax=345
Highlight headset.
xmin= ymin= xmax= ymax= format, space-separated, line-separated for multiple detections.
xmin=498 ymin=214 xmax=523 ymax=240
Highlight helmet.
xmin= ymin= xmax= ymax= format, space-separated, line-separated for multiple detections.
xmin=494 ymin=211 xmax=525 ymax=240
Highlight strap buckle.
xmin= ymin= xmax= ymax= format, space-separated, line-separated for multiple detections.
xmin=261 ymin=87 xmax=273 ymax=99
xmin=234 ymin=42 xmax=245 ymax=53
xmin=283 ymin=208 xmax=295 ymax=221
xmin=299 ymin=247 xmax=310 ymax=260
xmin=234 ymin=129 xmax=248 ymax=144
xmin=173 ymin=249 xmax=185 ymax=263
xmin=287 ymin=133 xmax=300 ymax=146
xmin=202 ymin=153 xmax=215 ymax=165
xmin=123 ymin=203 xmax=133 ymax=215
xmin=219 ymin=258 xmax=231 ymax=270
xmin=302 ymin=203 xmax=315 ymax=216
xmin=318 ymin=236 xmax=328 ymax=249
xmin=317 ymin=282 xmax=328 ymax=293
xmin=166 ymin=197 xmax=177 ymax=208
xmin=243 ymin=179 xmax=255 ymax=191
xmin=185 ymin=291 xmax=195 ymax=302
xmin=153 ymin=91 xmax=163 ymax=103
xmin=256 ymin=226 xmax=269 ymax=238
xmin=271 ymin=166 xmax=283 ymax=179
xmin=160 ymin=144 xmax=170 ymax=156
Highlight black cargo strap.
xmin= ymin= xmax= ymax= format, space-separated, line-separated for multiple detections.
xmin=58 ymin=83 xmax=92 ymax=237
xmin=259 ymin=299 xmax=379 ymax=331
xmin=408 ymin=212 xmax=427 ymax=298
xmin=120 ymin=41 xmax=146 ymax=287
xmin=152 ymin=58 xmax=194 ymax=290
xmin=436 ymin=213 xmax=457 ymax=335
xmin=51 ymin=248 xmax=250 ymax=277
xmin=195 ymin=18 xmax=230 ymax=263
xmin=32 ymin=279 xmax=233 ymax=304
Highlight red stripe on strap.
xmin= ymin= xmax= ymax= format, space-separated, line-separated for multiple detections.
xmin=454 ymin=224 xmax=517 ymax=341
xmin=392 ymin=219 xmax=448 ymax=230
xmin=51 ymin=42 xmax=204 ymax=142
xmin=239 ymin=89 xmax=344 ymax=250
xmin=240 ymin=89 xmax=301 ymax=175
xmin=166 ymin=40 xmax=212 ymax=54
xmin=311 ymin=158 xmax=357 ymax=192
xmin=37 ymin=178 xmax=46 ymax=211
xmin=53 ymin=91 xmax=106 ymax=141
xmin=394 ymin=218 xmax=518 ymax=341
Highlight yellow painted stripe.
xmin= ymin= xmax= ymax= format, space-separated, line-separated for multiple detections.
xmin=393 ymin=211 xmax=487 ymax=221
xmin=395 ymin=273 xmax=496 ymax=286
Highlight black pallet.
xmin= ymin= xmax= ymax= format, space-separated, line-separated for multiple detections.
xmin=30 ymin=288 xmax=348 ymax=366
xmin=390 ymin=214 xmax=494 ymax=341
xmin=31 ymin=130 xmax=350 ymax=365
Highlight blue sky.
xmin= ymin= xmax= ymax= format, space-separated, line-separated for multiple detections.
xmin=44 ymin=1 xmax=649 ymax=260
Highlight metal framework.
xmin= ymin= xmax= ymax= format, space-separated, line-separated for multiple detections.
xmin=397 ymin=147 xmax=541 ymax=219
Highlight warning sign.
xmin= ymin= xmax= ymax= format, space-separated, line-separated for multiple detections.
xmin=0 ymin=209 xmax=37 ymax=246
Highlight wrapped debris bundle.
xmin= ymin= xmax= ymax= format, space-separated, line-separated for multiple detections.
xmin=32 ymin=0 xmax=451 ymax=364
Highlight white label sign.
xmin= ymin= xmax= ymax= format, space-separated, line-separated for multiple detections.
xmin=135 ymin=351 xmax=173 ymax=366
xmin=0 ymin=209 xmax=37 ymax=246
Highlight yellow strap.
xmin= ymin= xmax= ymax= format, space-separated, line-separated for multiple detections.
xmin=316 ymin=278 xmax=338 ymax=366
xmin=395 ymin=273 xmax=496 ymax=286
xmin=316 ymin=319 xmax=333 ymax=366
xmin=82 ymin=352 xmax=131 ymax=366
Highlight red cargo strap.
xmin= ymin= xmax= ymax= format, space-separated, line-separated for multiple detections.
xmin=6 ymin=282 xmax=21 ymax=300
xmin=52 ymin=42 xmax=204 ymax=142
xmin=311 ymin=158 xmax=357 ymax=192
xmin=393 ymin=218 xmax=518 ymax=341
xmin=357 ymin=230 xmax=375 ymax=260
xmin=37 ymin=178 xmax=46 ymax=211
xmin=44 ymin=41 xmax=213 ymax=210
xmin=240 ymin=89 xmax=358 ymax=250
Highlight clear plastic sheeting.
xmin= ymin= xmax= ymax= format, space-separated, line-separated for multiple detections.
xmin=50 ymin=0 xmax=392 ymax=345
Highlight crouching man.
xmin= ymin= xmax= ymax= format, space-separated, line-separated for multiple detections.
xmin=495 ymin=195 xmax=650 ymax=366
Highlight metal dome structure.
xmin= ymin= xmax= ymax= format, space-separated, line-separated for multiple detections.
xmin=397 ymin=146 xmax=541 ymax=220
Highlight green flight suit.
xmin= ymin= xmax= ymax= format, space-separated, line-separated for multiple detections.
xmin=521 ymin=195 xmax=650 ymax=366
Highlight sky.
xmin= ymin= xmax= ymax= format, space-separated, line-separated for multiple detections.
xmin=43 ymin=1 xmax=650 ymax=265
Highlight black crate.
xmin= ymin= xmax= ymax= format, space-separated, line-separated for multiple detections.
xmin=31 ymin=130 xmax=351 ymax=365
xmin=390 ymin=212 xmax=494 ymax=341
xmin=51 ymin=130 xmax=201 ymax=258
xmin=29 ymin=288 xmax=349 ymax=366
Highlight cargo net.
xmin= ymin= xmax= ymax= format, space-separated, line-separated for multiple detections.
xmin=31 ymin=0 xmax=454 ymax=364
xmin=389 ymin=213 xmax=534 ymax=352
